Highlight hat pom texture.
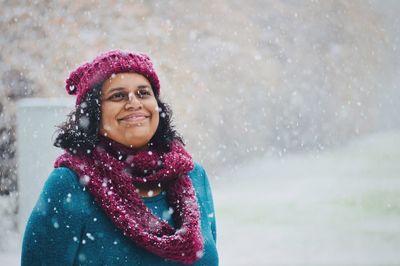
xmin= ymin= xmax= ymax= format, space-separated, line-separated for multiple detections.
xmin=65 ymin=50 xmax=160 ymax=105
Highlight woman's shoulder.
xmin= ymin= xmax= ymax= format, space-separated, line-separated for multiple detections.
xmin=45 ymin=167 xmax=80 ymax=188
xmin=188 ymin=162 xmax=207 ymax=182
xmin=188 ymin=162 xmax=212 ymax=198
xmin=190 ymin=161 xmax=206 ymax=174
xmin=42 ymin=167 xmax=87 ymax=201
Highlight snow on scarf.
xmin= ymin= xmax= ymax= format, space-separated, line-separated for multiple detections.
xmin=54 ymin=136 xmax=204 ymax=264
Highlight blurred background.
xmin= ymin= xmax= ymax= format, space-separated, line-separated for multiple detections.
xmin=0 ymin=0 xmax=399 ymax=265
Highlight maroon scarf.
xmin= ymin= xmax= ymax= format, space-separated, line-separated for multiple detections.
xmin=54 ymin=136 xmax=204 ymax=264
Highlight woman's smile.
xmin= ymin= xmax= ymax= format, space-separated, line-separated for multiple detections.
xmin=119 ymin=113 xmax=150 ymax=125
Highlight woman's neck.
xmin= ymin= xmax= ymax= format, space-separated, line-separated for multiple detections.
xmin=135 ymin=183 xmax=162 ymax=197
xmin=97 ymin=135 xmax=151 ymax=162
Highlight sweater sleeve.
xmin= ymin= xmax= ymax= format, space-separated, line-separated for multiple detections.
xmin=201 ymin=166 xmax=217 ymax=244
xmin=21 ymin=167 xmax=89 ymax=266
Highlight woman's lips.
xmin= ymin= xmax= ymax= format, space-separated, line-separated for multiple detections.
xmin=119 ymin=114 xmax=149 ymax=124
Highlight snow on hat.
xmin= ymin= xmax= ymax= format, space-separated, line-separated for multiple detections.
xmin=65 ymin=50 xmax=160 ymax=105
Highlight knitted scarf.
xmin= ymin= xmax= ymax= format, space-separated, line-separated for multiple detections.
xmin=54 ymin=136 xmax=204 ymax=264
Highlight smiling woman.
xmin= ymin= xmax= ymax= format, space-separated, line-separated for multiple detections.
xmin=21 ymin=50 xmax=218 ymax=265
xmin=100 ymin=73 xmax=160 ymax=149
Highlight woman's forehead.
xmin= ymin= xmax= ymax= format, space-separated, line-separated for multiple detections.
xmin=102 ymin=73 xmax=151 ymax=91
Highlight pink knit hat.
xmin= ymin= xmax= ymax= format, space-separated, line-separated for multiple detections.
xmin=65 ymin=50 xmax=160 ymax=105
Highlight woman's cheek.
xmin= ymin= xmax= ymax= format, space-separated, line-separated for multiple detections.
xmin=102 ymin=123 xmax=113 ymax=132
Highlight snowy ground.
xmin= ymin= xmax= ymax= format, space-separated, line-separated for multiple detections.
xmin=0 ymin=193 xmax=20 ymax=266
xmin=215 ymin=131 xmax=400 ymax=266
xmin=1 ymin=131 xmax=399 ymax=265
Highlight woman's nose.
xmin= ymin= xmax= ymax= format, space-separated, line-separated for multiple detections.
xmin=125 ymin=92 xmax=142 ymax=109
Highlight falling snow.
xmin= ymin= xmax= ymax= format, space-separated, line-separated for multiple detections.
xmin=0 ymin=1 xmax=399 ymax=265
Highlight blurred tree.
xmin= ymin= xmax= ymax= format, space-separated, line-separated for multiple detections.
xmin=0 ymin=69 xmax=34 ymax=194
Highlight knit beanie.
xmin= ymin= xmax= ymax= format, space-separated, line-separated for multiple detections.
xmin=65 ymin=50 xmax=160 ymax=105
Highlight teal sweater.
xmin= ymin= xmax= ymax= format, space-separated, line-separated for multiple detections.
xmin=22 ymin=163 xmax=218 ymax=266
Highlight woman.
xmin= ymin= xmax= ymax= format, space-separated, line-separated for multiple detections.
xmin=21 ymin=50 xmax=219 ymax=265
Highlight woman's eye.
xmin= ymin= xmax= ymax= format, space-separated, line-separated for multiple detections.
xmin=137 ymin=89 xmax=151 ymax=98
xmin=109 ymin=92 xmax=126 ymax=101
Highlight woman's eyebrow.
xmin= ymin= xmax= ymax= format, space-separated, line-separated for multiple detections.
xmin=106 ymin=85 xmax=151 ymax=95
xmin=105 ymin=87 xmax=125 ymax=96
xmin=138 ymin=85 xmax=151 ymax=89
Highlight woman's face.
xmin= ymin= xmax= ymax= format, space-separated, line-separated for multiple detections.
xmin=99 ymin=72 xmax=160 ymax=148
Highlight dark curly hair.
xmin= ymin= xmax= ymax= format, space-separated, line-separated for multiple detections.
xmin=54 ymin=84 xmax=183 ymax=153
